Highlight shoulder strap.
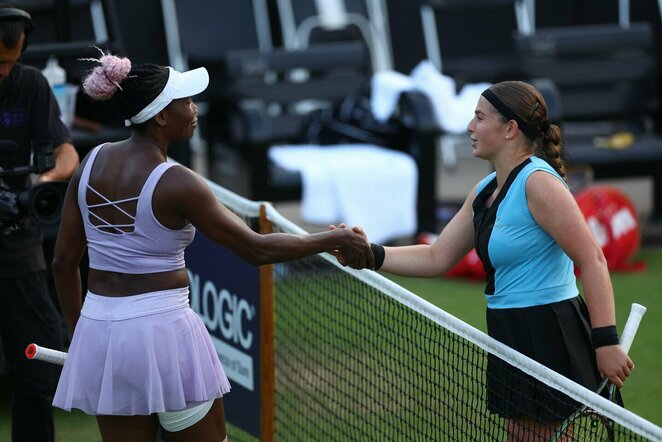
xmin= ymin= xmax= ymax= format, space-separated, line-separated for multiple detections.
xmin=523 ymin=157 xmax=569 ymax=190
xmin=77 ymin=144 xmax=106 ymax=210
xmin=136 ymin=162 xmax=178 ymax=215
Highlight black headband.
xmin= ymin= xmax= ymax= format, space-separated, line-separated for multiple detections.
xmin=481 ymin=89 xmax=539 ymax=140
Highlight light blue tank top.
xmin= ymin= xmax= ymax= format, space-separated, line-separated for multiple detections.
xmin=474 ymin=156 xmax=578 ymax=309
xmin=78 ymin=144 xmax=195 ymax=274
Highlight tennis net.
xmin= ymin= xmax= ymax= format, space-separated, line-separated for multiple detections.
xmin=209 ymin=179 xmax=661 ymax=441
xmin=263 ymin=205 xmax=661 ymax=441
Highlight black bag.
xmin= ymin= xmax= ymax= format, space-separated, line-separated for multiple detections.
xmin=301 ymin=84 xmax=411 ymax=150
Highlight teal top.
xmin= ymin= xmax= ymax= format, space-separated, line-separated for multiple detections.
xmin=473 ymin=156 xmax=578 ymax=309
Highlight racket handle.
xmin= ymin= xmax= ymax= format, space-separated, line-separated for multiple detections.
xmin=25 ymin=343 xmax=67 ymax=366
xmin=619 ymin=303 xmax=647 ymax=354
xmin=598 ymin=303 xmax=647 ymax=399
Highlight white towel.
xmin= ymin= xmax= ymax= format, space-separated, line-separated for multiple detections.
xmin=370 ymin=70 xmax=415 ymax=122
xmin=370 ymin=60 xmax=491 ymax=134
xmin=269 ymin=144 xmax=418 ymax=243
xmin=411 ymin=61 xmax=491 ymax=134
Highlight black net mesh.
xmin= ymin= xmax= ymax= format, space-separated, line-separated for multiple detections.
xmin=270 ymin=254 xmax=652 ymax=441
xmin=212 ymin=201 xmax=656 ymax=441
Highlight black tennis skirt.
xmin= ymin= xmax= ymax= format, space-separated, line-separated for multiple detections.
xmin=485 ymin=295 xmax=613 ymax=423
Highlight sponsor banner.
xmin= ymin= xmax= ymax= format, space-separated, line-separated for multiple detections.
xmin=186 ymin=233 xmax=261 ymax=438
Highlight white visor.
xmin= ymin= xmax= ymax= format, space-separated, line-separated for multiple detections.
xmin=126 ymin=66 xmax=209 ymax=126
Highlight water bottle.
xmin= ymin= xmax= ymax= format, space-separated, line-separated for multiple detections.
xmin=42 ymin=56 xmax=66 ymax=87
xmin=41 ymin=56 xmax=77 ymax=128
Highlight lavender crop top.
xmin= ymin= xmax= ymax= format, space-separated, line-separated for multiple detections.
xmin=78 ymin=144 xmax=195 ymax=274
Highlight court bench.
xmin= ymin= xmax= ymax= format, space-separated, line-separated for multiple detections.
xmin=196 ymin=41 xmax=442 ymax=233
xmin=562 ymin=134 xmax=662 ymax=219
xmin=515 ymin=22 xmax=662 ymax=218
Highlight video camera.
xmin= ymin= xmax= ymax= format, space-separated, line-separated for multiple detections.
xmin=0 ymin=140 xmax=68 ymax=235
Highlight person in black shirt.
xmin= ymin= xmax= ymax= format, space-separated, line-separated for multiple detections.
xmin=0 ymin=4 xmax=79 ymax=441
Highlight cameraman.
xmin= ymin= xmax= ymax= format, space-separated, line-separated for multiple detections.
xmin=0 ymin=3 xmax=79 ymax=441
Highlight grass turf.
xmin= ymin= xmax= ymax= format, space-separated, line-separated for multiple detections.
xmin=386 ymin=247 xmax=662 ymax=426
xmin=1 ymin=249 xmax=659 ymax=440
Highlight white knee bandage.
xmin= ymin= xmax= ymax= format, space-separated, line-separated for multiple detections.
xmin=158 ymin=399 xmax=214 ymax=432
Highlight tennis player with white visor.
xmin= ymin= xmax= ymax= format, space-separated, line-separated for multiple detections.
xmin=50 ymin=51 xmax=373 ymax=441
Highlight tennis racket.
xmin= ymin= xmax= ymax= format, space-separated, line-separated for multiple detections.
xmin=25 ymin=342 xmax=67 ymax=365
xmin=551 ymin=303 xmax=647 ymax=442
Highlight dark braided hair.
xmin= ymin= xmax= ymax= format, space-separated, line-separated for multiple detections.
xmin=488 ymin=81 xmax=567 ymax=181
xmin=82 ymin=53 xmax=168 ymax=131
xmin=111 ymin=64 xmax=168 ymax=125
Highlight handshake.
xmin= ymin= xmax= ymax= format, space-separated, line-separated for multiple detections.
xmin=327 ymin=223 xmax=377 ymax=270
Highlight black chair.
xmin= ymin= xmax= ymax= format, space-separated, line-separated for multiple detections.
xmin=210 ymin=41 xmax=373 ymax=201
xmin=515 ymin=22 xmax=662 ymax=219
xmin=164 ymin=0 xmax=441 ymax=233
xmin=418 ymin=0 xmax=528 ymax=86
xmin=211 ymin=40 xmax=442 ymax=232
xmin=515 ymin=22 xmax=657 ymax=126
xmin=275 ymin=0 xmax=393 ymax=71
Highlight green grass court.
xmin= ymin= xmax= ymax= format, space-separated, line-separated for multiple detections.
xmin=1 ymin=248 xmax=660 ymax=441
xmin=387 ymin=247 xmax=662 ymax=427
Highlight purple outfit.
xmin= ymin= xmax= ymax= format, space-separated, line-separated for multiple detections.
xmin=79 ymin=144 xmax=195 ymax=273
xmin=53 ymin=144 xmax=230 ymax=415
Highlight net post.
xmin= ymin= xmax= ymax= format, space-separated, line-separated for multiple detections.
xmin=259 ymin=203 xmax=276 ymax=442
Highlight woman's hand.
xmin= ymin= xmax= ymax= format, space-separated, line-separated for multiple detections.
xmin=328 ymin=223 xmax=373 ymax=269
xmin=329 ymin=223 xmax=368 ymax=239
xmin=596 ymin=345 xmax=634 ymax=388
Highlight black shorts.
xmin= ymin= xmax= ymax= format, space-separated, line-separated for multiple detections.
xmin=485 ymin=295 xmax=605 ymax=423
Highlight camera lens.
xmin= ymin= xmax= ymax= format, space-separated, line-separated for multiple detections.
xmin=34 ymin=187 xmax=61 ymax=218
xmin=27 ymin=182 xmax=67 ymax=227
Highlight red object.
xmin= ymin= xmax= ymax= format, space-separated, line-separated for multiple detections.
xmin=417 ymin=183 xmax=645 ymax=281
xmin=445 ymin=248 xmax=486 ymax=280
xmin=575 ymin=185 xmax=645 ymax=272
xmin=25 ymin=343 xmax=37 ymax=360
xmin=416 ymin=233 xmax=486 ymax=280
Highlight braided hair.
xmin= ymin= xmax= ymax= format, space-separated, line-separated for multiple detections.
xmin=488 ymin=81 xmax=567 ymax=181
xmin=81 ymin=52 xmax=168 ymax=131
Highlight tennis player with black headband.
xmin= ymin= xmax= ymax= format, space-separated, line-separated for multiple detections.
xmin=50 ymin=51 xmax=373 ymax=441
xmin=333 ymin=80 xmax=634 ymax=440
xmin=0 ymin=3 xmax=79 ymax=441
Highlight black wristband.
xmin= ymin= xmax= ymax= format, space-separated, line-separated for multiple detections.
xmin=370 ymin=243 xmax=385 ymax=271
xmin=591 ymin=325 xmax=619 ymax=350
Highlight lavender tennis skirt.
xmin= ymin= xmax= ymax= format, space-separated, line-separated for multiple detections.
xmin=53 ymin=287 xmax=231 ymax=416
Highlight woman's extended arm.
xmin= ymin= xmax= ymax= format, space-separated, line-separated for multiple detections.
xmin=370 ymin=184 xmax=478 ymax=278
xmin=162 ymin=166 xmax=374 ymax=269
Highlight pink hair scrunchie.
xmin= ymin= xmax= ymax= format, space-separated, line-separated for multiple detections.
xmin=82 ymin=54 xmax=132 ymax=100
